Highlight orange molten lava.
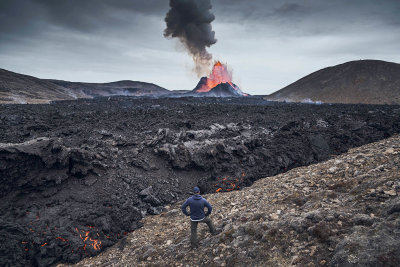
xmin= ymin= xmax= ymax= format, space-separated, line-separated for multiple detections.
xmin=214 ymin=172 xmax=245 ymax=193
xmin=196 ymin=61 xmax=235 ymax=93
xmin=75 ymin=227 xmax=102 ymax=251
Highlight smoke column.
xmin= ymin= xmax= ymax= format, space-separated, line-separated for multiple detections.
xmin=164 ymin=0 xmax=217 ymax=76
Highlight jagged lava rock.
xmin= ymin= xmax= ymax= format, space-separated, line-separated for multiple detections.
xmin=1 ymin=97 xmax=400 ymax=266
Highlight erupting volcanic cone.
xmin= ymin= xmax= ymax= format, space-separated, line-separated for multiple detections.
xmin=193 ymin=61 xmax=248 ymax=97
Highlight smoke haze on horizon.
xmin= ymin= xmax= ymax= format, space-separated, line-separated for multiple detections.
xmin=0 ymin=0 xmax=400 ymax=95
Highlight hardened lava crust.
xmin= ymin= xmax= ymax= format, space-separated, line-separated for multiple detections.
xmin=1 ymin=96 xmax=400 ymax=266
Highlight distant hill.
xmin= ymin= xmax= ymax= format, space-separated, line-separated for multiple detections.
xmin=0 ymin=68 xmax=75 ymax=104
xmin=265 ymin=60 xmax=400 ymax=104
xmin=48 ymin=80 xmax=170 ymax=99
xmin=0 ymin=68 xmax=170 ymax=104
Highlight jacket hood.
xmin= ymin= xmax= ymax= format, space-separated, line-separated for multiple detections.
xmin=192 ymin=194 xmax=202 ymax=200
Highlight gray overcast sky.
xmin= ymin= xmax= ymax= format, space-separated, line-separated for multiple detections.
xmin=1 ymin=0 xmax=400 ymax=95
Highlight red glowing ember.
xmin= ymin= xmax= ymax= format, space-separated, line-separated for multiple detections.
xmin=56 ymin=236 xmax=69 ymax=242
xmin=194 ymin=61 xmax=248 ymax=96
xmin=75 ymin=227 xmax=102 ymax=251
xmin=214 ymin=172 xmax=245 ymax=192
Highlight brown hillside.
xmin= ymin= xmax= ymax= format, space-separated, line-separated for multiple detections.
xmin=266 ymin=60 xmax=400 ymax=104
xmin=0 ymin=68 xmax=75 ymax=104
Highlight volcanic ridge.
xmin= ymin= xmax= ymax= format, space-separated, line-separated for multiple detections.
xmin=0 ymin=61 xmax=248 ymax=104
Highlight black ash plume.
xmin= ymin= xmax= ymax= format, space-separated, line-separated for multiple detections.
xmin=164 ymin=0 xmax=217 ymax=75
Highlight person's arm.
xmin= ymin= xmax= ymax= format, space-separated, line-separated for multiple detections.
xmin=204 ymin=200 xmax=212 ymax=216
xmin=181 ymin=199 xmax=190 ymax=216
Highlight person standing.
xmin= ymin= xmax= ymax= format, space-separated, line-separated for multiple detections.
xmin=181 ymin=187 xmax=216 ymax=248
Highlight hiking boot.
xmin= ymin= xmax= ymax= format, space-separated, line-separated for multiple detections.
xmin=211 ymin=229 xmax=221 ymax=236
xmin=211 ymin=227 xmax=223 ymax=236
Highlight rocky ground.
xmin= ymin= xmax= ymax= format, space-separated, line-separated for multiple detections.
xmin=58 ymin=135 xmax=400 ymax=267
xmin=1 ymin=97 xmax=400 ymax=266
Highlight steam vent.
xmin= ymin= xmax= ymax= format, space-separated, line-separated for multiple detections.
xmin=193 ymin=61 xmax=248 ymax=97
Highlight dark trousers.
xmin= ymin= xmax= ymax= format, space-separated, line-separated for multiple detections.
xmin=190 ymin=216 xmax=215 ymax=247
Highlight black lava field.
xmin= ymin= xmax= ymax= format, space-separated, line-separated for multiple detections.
xmin=1 ymin=96 xmax=400 ymax=266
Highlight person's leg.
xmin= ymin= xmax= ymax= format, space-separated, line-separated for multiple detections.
xmin=190 ymin=221 xmax=198 ymax=247
xmin=202 ymin=217 xmax=216 ymax=234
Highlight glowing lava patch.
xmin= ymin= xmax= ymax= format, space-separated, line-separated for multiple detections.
xmin=195 ymin=61 xmax=247 ymax=96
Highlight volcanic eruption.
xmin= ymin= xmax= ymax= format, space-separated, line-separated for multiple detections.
xmin=164 ymin=0 xmax=247 ymax=97
xmin=193 ymin=61 xmax=248 ymax=96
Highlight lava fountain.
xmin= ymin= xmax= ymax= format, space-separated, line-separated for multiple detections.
xmin=193 ymin=61 xmax=248 ymax=96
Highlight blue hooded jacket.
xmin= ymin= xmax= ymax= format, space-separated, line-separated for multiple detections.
xmin=181 ymin=194 xmax=212 ymax=221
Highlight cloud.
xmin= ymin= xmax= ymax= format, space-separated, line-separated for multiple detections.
xmin=273 ymin=3 xmax=309 ymax=16
xmin=0 ymin=0 xmax=400 ymax=95
xmin=213 ymin=0 xmax=400 ymax=35
xmin=0 ymin=0 xmax=168 ymax=37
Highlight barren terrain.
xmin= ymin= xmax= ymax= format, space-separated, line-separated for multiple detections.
xmin=58 ymin=135 xmax=400 ymax=267
xmin=266 ymin=60 xmax=400 ymax=104
xmin=1 ymin=96 xmax=400 ymax=266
